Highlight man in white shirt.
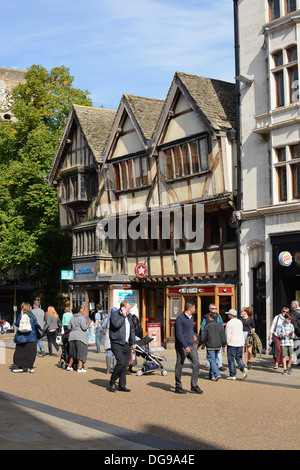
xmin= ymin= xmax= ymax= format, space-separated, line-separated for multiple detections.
xmin=225 ymin=309 xmax=248 ymax=380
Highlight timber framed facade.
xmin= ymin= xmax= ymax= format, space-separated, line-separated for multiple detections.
xmin=49 ymin=71 xmax=237 ymax=346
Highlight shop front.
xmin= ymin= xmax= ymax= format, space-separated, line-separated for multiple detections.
xmin=165 ymin=284 xmax=236 ymax=346
xmin=271 ymin=231 xmax=300 ymax=311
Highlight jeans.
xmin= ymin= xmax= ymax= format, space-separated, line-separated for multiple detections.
xmin=227 ymin=346 xmax=245 ymax=377
xmin=95 ymin=328 xmax=105 ymax=352
xmin=110 ymin=342 xmax=131 ymax=388
xmin=207 ymin=349 xmax=220 ymax=378
xmin=175 ymin=345 xmax=200 ymax=389
xmin=37 ymin=338 xmax=45 ymax=353
xmin=206 ymin=348 xmax=223 ymax=367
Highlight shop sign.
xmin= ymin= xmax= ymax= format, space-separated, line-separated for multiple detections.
xmin=278 ymin=251 xmax=293 ymax=267
xmin=61 ymin=270 xmax=74 ymax=280
xmin=147 ymin=323 xmax=162 ymax=348
xmin=134 ymin=263 xmax=148 ymax=278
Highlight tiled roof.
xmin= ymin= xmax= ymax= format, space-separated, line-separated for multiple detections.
xmin=123 ymin=95 xmax=165 ymax=141
xmin=175 ymin=72 xmax=236 ymax=130
xmin=73 ymin=105 xmax=116 ymax=161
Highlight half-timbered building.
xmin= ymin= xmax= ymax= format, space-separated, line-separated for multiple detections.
xmin=49 ymin=72 xmax=237 ymax=345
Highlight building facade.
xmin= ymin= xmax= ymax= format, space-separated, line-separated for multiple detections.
xmin=49 ymin=72 xmax=237 ymax=345
xmin=234 ymin=0 xmax=300 ymax=345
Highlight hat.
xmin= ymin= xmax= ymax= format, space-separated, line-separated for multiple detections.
xmin=225 ymin=308 xmax=237 ymax=316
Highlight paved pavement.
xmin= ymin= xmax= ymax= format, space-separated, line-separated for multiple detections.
xmin=0 ymin=333 xmax=299 ymax=452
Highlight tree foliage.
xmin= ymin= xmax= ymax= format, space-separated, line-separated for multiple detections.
xmin=0 ymin=65 xmax=92 ymax=302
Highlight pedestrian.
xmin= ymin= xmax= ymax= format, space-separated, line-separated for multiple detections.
xmin=290 ymin=300 xmax=300 ymax=338
xmin=276 ymin=312 xmax=295 ymax=375
xmin=225 ymin=308 xmax=248 ymax=380
xmin=43 ymin=306 xmax=61 ymax=356
xmin=1 ymin=319 xmax=11 ymax=333
xmin=94 ymin=303 xmax=105 ymax=353
xmin=174 ymin=299 xmax=203 ymax=394
xmin=241 ymin=306 xmax=255 ymax=369
xmin=12 ymin=302 xmax=37 ymax=373
xmin=62 ymin=306 xmax=73 ymax=333
xmin=102 ymin=308 xmax=117 ymax=374
xmin=107 ymin=300 xmax=137 ymax=392
xmin=128 ymin=314 xmax=143 ymax=373
xmin=32 ymin=299 xmax=46 ymax=357
xmin=198 ymin=313 xmax=226 ymax=381
xmin=268 ymin=307 xmax=287 ymax=368
xmin=200 ymin=303 xmax=226 ymax=372
xmin=67 ymin=305 xmax=91 ymax=373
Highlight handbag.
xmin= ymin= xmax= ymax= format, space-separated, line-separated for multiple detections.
xmin=18 ymin=313 xmax=32 ymax=333
xmin=35 ymin=324 xmax=44 ymax=340
xmin=128 ymin=348 xmax=137 ymax=367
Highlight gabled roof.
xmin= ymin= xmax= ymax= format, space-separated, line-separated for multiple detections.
xmin=103 ymin=94 xmax=164 ymax=161
xmin=176 ymin=72 xmax=236 ymax=130
xmin=152 ymin=72 xmax=236 ymax=149
xmin=48 ymin=105 xmax=116 ymax=184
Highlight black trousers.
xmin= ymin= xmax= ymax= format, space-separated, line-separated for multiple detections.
xmin=110 ymin=342 xmax=131 ymax=388
xmin=46 ymin=330 xmax=59 ymax=355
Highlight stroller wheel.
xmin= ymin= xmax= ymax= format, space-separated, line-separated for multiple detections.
xmin=136 ymin=369 xmax=143 ymax=376
xmin=161 ymin=369 xmax=168 ymax=376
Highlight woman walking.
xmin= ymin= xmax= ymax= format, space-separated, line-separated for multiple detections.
xmin=44 ymin=306 xmax=61 ymax=356
xmin=67 ymin=305 xmax=91 ymax=372
xmin=12 ymin=302 xmax=38 ymax=373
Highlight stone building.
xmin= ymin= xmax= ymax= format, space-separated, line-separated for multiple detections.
xmin=234 ymin=0 xmax=300 ymax=344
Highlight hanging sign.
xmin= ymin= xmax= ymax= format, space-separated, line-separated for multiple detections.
xmin=278 ymin=251 xmax=292 ymax=267
xmin=134 ymin=263 xmax=148 ymax=278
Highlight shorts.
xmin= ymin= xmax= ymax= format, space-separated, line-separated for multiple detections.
xmin=243 ymin=332 xmax=248 ymax=344
xmin=281 ymin=345 xmax=293 ymax=357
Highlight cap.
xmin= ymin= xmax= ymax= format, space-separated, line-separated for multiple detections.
xmin=225 ymin=308 xmax=237 ymax=316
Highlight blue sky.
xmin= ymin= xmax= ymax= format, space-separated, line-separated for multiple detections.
xmin=1 ymin=0 xmax=235 ymax=110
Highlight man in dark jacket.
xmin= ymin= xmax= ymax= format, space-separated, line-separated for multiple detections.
xmin=107 ymin=300 xmax=136 ymax=392
xmin=174 ymin=300 xmax=203 ymax=394
xmin=198 ymin=313 xmax=226 ymax=381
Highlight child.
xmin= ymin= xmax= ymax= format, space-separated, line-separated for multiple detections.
xmin=277 ymin=313 xmax=295 ymax=375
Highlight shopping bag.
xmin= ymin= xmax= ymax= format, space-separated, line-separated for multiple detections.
xmin=18 ymin=313 xmax=32 ymax=333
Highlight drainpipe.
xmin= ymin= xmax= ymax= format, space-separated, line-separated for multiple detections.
xmin=233 ymin=0 xmax=242 ymax=314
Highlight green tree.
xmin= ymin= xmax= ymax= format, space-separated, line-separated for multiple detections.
xmin=0 ymin=65 xmax=92 ymax=304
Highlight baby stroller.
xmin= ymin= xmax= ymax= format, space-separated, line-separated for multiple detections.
xmin=135 ymin=336 xmax=168 ymax=376
xmin=57 ymin=329 xmax=70 ymax=370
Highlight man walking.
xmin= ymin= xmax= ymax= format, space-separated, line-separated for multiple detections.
xmin=174 ymin=299 xmax=203 ymax=394
xmin=200 ymin=303 xmax=226 ymax=371
xmin=107 ymin=300 xmax=136 ymax=392
xmin=225 ymin=309 xmax=248 ymax=380
xmin=32 ymin=299 xmax=46 ymax=357
xmin=94 ymin=303 xmax=105 ymax=353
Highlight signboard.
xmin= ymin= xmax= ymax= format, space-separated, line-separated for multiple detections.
xmin=147 ymin=323 xmax=162 ymax=348
xmin=61 ymin=270 xmax=74 ymax=280
xmin=112 ymin=289 xmax=140 ymax=316
xmin=134 ymin=263 xmax=148 ymax=278
xmin=278 ymin=251 xmax=293 ymax=267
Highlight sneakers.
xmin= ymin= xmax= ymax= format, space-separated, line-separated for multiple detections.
xmin=77 ymin=368 xmax=86 ymax=373
xmin=175 ymin=387 xmax=187 ymax=394
xmin=66 ymin=366 xmax=73 ymax=371
xmin=242 ymin=368 xmax=248 ymax=379
xmin=12 ymin=367 xmax=24 ymax=373
xmin=190 ymin=386 xmax=204 ymax=394
xmin=288 ymin=368 xmax=292 ymax=375
xmin=227 ymin=376 xmax=236 ymax=380
xmin=282 ymin=369 xmax=288 ymax=375
xmin=28 ymin=368 xmax=35 ymax=373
